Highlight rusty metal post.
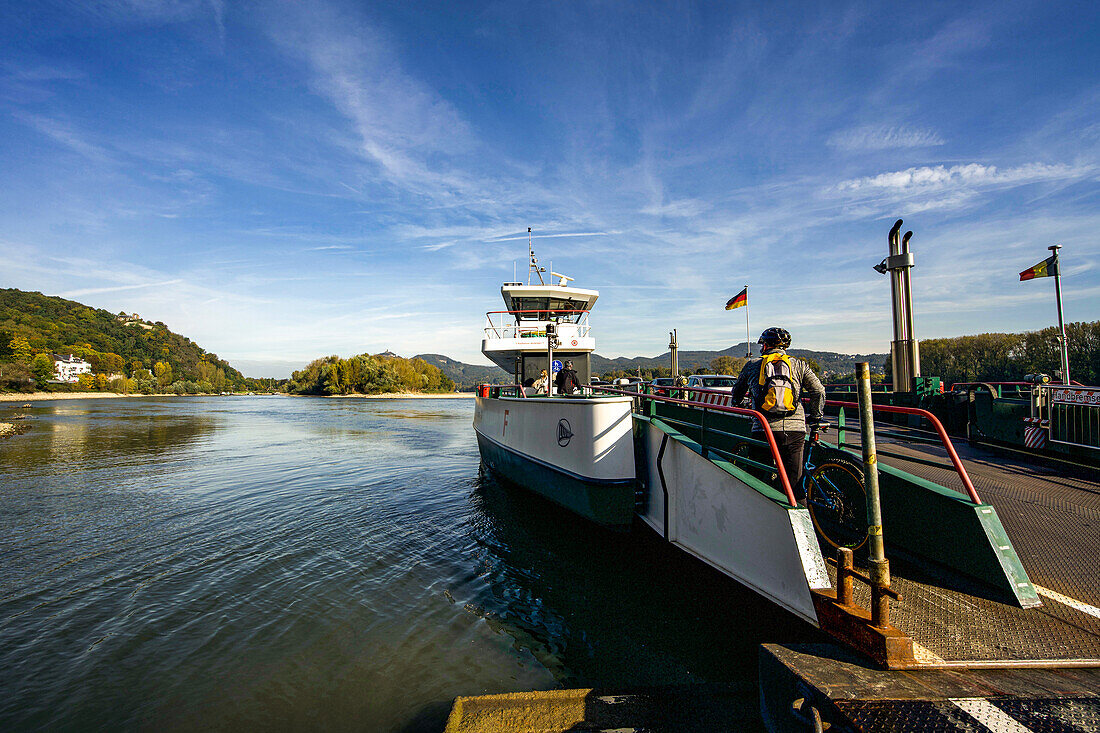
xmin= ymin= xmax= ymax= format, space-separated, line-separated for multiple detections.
xmin=872 ymin=584 xmax=891 ymax=628
xmin=836 ymin=547 xmax=854 ymax=607
xmin=857 ymin=362 xmax=892 ymax=627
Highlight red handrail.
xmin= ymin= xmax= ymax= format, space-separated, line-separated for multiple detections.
xmin=826 ymin=400 xmax=982 ymax=504
xmin=594 ymin=384 xmax=799 ymax=507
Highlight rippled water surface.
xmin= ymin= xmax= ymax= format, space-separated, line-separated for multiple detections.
xmin=1 ymin=397 xmax=816 ymax=731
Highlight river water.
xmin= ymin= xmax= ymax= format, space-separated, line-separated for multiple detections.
xmin=1 ymin=397 xmax=817 ymax=731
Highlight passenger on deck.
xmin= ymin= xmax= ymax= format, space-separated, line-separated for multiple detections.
xmin=555 ymin=361 xmax=581 ymax=396
xmin=533 ymin=369 xmax=549 ymax=394
xmin=730 ymin=328 xmax=825 ymax=501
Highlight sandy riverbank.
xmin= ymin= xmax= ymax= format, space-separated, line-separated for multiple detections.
xmin=1 ymin=392 xmax=190 ymax=402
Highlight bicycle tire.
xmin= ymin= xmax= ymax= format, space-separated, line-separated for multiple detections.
xmin=806 ymin=457 xmax=868 ymax=551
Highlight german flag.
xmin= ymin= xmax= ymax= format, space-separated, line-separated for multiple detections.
xmin=1019 ymin=256 xmax=1058 ymax=281
xmin=725 ymin=287 xmax=747 ymax=310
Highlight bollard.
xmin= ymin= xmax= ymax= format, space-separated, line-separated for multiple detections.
xmin=836 ymin=547 xmax=854 ymax=607
xmin=857 ymin=362 xmax=892 ymax=627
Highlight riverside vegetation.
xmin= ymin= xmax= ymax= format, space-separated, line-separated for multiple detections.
xmin=0 ymin=288 xmax=275 ymax=394
xmin=286 ymin=354 xmax=455 ymax=395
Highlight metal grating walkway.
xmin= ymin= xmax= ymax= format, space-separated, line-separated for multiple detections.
xmin=829 ymin=427 xmax=1100 ymax=665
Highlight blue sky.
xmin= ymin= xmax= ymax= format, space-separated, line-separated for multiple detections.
xmin=1 ymin=1 xmax=1097 ymax=377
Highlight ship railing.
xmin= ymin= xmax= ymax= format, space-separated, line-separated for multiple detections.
xmin=483 ymin=309 xmax=591 ymax=340
xmin=591 ymin=384 xmax=800 ymax=507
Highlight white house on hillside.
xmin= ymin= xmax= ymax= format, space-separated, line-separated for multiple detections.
xmin=52 ymin=354 xmax=92 ymax=383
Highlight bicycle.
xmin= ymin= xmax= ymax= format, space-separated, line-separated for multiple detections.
xmin=802 ymin=423 xmax=869 ymax=551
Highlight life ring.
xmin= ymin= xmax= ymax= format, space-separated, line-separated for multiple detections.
xmin=478 ymin=384 xmax=490 ymax=398
xmin=571 ymin=339 xmax=578 ymax=346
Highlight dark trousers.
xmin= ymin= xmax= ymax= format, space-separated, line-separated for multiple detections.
xmin=752 ymin=430 xmax=806 ymax=500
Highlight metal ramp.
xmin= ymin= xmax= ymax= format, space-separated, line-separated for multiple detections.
xmin=841 ymin=427 xmax=1100 ymax=667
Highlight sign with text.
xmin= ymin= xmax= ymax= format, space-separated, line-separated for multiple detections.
xmin=1050 ymin=386 xmax=1100 ymax=405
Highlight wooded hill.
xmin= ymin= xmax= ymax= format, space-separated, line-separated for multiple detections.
xmin=0 ymin=288 xmax=251 ymax=393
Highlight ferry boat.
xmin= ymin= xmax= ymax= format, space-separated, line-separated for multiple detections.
xmin=472 ymin=241 xmax=637 ymax=527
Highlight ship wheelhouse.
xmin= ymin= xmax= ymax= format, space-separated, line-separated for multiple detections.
xmin=482 ymin=281 xmax=599 ymax=387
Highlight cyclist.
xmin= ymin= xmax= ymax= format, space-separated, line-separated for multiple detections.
xmin=730 ymin=327 xmax=825 ymax=501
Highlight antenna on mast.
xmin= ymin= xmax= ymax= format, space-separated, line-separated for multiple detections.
xmin=528 ymin=227 xmax=545 ymax=285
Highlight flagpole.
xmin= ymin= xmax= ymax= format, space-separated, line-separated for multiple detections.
xmin=745 ymin=285 xmax=751 ymax=358
xmin=1049 ymin=244 xmax=1070 ymax=384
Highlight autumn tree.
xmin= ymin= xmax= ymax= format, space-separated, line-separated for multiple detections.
xmin=31 ymin=353 xmax=54 ymax=387
xmin=709 ymin=356 xmax=747 ymax=375
xmin=154 ymin=361 xmax=173 ymax=389
xmin=10 ymin=336 xmax=32 ymax=365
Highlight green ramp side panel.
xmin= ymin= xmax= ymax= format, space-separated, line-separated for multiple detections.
xmin=875 ymin=461 xmax=1039 ymax=608
xmin=634 ymin=416 xmax=830 ymax=627
xmin=974 ymin=504 xmax=1041 ymax=608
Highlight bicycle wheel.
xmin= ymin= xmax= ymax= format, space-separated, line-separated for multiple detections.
xmin=806 ymin=457 xmax=868 ymax=551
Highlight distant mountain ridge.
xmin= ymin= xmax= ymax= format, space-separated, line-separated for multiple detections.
xmin=417 ymin=344 xmax=888 ymax=389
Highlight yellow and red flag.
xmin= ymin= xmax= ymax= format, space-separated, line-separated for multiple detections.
xmin=1019 ymin=256 xmax=1058 ymax=281
xmin=725 ymin=287 xmax=747 ymax=310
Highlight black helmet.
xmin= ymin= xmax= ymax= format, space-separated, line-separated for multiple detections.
xmin=758 ymin=327 xmax=791 ymax=349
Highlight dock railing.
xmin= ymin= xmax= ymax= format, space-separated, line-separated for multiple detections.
xmin=592 ymin=384 xmax=800 ymax=507
xmin=826 ymin=400 xmax=982 ymax=504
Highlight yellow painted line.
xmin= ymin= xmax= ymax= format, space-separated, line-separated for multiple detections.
xmin=1033 ymin=584 xmax=1100 ymax=620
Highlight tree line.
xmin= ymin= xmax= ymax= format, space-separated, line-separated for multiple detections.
xmin=287 ymin=353 xmax=455 ymax=395
xmin=600 ymin=354 xmax=824 ymax=382
xmin=916 ymin=321 xmax=1099 ymax=387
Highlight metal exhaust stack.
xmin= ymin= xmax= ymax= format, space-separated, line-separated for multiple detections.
xmin=669 ymin=330 xmax=678 ymax=377
xmin=876 ymin=220 xmax=920 ymax=392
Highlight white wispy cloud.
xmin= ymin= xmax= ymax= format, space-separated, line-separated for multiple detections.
xmin=60 ymin=279 xmax=184 ymax=298
xmin=13 ymin=112 xmax=114 ymax=163
xmin=265 ymin=3 xmax=477 ymax=199
xmin=828 ymin=125 xmax=945 ymax=151
xmin=487 ymin=231 xmax=612 ymax=242
xmin=834 ymin=162 xmax=1090 ymax=193
xmin=640 ymin=199 xmax=711 ymax=218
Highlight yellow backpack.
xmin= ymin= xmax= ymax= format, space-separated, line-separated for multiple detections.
xmin=757 ymin=353 xmax=797 ymax=417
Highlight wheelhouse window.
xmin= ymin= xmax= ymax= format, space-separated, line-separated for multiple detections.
xmin=510 ymin=297 xmax=588 ymax=322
